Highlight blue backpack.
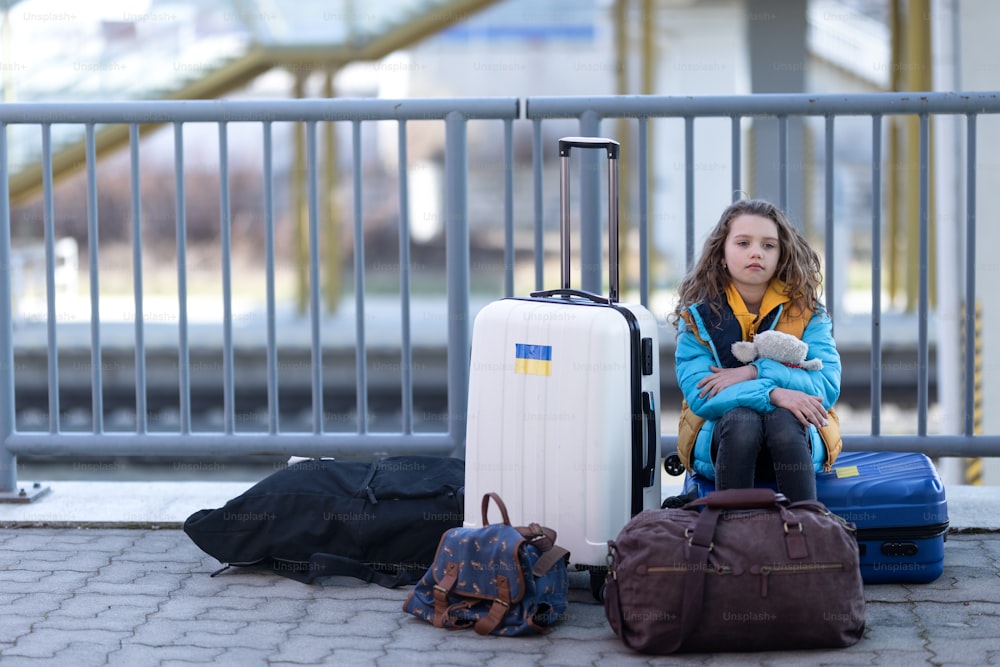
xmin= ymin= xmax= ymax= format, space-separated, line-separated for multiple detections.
xmin=403 ymin=492 xmax=570 ymax=636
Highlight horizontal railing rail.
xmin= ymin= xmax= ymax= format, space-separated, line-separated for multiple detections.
xmin=2 ymin=92 xmax=999 ymax=495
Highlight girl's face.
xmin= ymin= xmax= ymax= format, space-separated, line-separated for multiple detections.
xmin=724 ymin=214 xmax=780 ymax=295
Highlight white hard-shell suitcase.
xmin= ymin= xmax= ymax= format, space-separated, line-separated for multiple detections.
xmin=464 ymin=137 xmax=661 ymax=598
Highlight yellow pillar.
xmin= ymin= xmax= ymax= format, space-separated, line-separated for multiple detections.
xmin=903 ymin=0 xmax=934 ymax=311
xmin=887 ymin=0 xmax=902 ymax=303
xmin=965 ymin=301 xmax=983 ymax=485
xmin=641 ymin=0 xmax=655 ymax=297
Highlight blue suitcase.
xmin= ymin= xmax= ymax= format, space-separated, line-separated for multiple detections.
xmin=679 ymin=451 xmax=949 ymax=584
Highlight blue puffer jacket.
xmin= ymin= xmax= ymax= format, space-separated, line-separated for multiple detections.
xmin=675 ymin=283 xmax=842 ymax=479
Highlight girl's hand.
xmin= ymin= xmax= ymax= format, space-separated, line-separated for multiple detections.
xmin=696 ymin=365 xmax=756 ymax=398
xmin=769 ymin=387 xmax=829 ymax=428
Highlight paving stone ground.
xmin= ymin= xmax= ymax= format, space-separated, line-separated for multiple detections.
xmin=0 ymin=525 xmax=998 ymax=666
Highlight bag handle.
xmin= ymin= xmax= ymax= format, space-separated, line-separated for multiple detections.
xmin=684 ymin=487 xmax=787 ymax=510
xmin=479 ymin=493 xmax=570 ymax=576
xmin=481 ymin=492 xmax=513 ymax=526
xmin=480 ymin=492 xmax=558 ymax=546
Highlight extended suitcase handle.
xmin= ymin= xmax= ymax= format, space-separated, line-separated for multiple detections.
xmin=558 ymin=136 xmax=621 ymax=303
xmin=558 ymin=136 xmax=620 ymax=159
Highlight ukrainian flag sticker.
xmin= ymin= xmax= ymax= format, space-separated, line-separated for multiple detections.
xmin=514 ymin=343 xmax=552 ymax=376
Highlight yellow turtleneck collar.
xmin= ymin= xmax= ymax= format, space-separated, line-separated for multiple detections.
xmin=725 ymin=280 xmax=791 ymax=341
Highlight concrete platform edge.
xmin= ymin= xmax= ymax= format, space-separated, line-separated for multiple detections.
xmin=2 ymin=479 xmax=999 ymax=531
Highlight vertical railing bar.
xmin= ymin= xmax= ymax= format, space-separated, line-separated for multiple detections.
xmin=503 ymin=118 xmax=515 ymax=297
xmin=731 ymin=115 xmax=742 ymax=200
xmin=531 ymin=118 xmax=545 ymax=290
xmin=85 ymin=124 xmax=103 ymax=434
xmin=445 ymin=110 xmax=470 ymax=454
xmin=532 ymin=119 xmax=545 ymax=291
xmin=307 ymin=120 xmax=324 ymax=435
xmin=129 ymin=124 xmax=148 ymax=434
xmin=397 ymin=120 xmax=414 ymax=435
xmin=41 ymin=124 xmax=59 ymax=434
xmin=824 ymin=115 xmax=836 ymax=329
xmin=684 ymin=116 xmax=695 ymax=274
xmin=351 ymin=120 xmax=367 ymax=435
xmin=917 ymin=113 xmax=930 ymax=436
xmin=778 ymin=115 xmax=789 ymax=211
xmin=0 ymin=121 xmax=17 ymax=492
xmin=262 ymin=122 xmax=279 ymax=434
xmin=964 ymin=113 xmax=977 ymax=436
xmin=218 ymin=122 xmax=235 ymax=435
xmin=173 ymin=122 xmax=191 ymax=435
xmin=637 ymin=117 xmax=650 ymax=306
xmin=870 ymin=114 xmax=884 ymax=436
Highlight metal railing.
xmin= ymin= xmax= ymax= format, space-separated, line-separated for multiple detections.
xmin=2 ymin=92 xmax=1000 ymax=495
xmin=0 ymin=98 xmax=519 ymax=495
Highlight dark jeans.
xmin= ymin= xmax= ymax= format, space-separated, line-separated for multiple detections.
xmin=711 ymin=407 xmax=817 ymax=502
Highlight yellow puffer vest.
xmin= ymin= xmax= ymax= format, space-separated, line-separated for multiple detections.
xmin=675 ymin=286 xmax=842 ymax=473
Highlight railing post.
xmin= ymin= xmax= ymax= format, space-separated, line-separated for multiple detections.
xmin=0 ymin=122 xmax=17 ymax=495
xmin=531 ymin=119 xmax=545 ymax=291
xmin=0 ymin=125 xmax=48 ymax=501
xmin=445 ymin=111 xmax=470 ymax=455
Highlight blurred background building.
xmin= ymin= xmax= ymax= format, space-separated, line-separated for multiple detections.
xmin=2 ymin=0 xmax=988 ymax=292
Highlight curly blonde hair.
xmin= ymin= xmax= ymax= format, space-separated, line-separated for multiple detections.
xmin=669 ymin=199 xmax=823 ymax=328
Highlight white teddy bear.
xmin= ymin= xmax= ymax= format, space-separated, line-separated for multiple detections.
xmin=731 ymin=329 xmax=823 ymax=371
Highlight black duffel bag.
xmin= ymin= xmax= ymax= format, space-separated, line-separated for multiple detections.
xmin=183 ymin=455 xmax=465 ymax=587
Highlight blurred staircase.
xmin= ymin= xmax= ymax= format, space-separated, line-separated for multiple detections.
xmin=2 ymin=0 xmax=502 ymax=204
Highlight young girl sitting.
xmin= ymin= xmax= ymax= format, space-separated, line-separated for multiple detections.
xmin=670 ymin=198 xmax=842 ymax=502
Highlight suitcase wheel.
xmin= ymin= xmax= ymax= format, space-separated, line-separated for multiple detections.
xmin=589 ymin=569 xmax=607 ymax=603
xmin=663 ymin=454 xmax=685 ymax=476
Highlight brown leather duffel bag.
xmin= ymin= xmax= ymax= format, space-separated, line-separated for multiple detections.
xmin=604 ymin=488 xmax=865 ymax=654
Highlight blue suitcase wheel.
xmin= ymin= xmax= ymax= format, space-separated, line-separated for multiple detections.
xmin=663 ymin=454 xmax=684 ymax=476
